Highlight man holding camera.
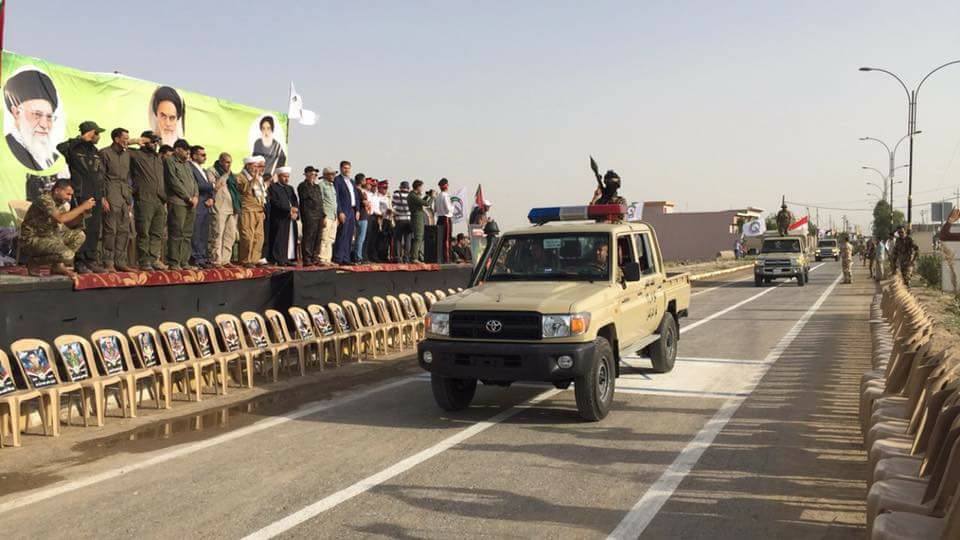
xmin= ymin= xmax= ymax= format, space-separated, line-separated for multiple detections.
xmin=407 ymin=180 xmax=434 ymax=263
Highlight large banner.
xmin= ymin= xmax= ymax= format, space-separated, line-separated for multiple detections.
xmin=0 ymin=50 xmax=287 ymax=213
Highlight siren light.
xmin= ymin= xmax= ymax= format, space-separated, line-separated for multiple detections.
xmin=527 ymin=204 xmax=627 ymax=224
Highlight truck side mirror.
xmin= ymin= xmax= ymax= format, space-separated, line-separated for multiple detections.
xmin=623 ymin=262 xmax=642 ymax=282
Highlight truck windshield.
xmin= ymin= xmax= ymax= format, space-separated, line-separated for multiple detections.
xmin=486 ymin=233 xmax=611 ymax=281
xmin=818 ymin=240 xmax=837 ymax=248
xmin=762 ymin=239 xmax=801 ymax=253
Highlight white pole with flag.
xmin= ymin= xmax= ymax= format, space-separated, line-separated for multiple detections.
xmin=288 ymin=82 xmax=317 ymax=126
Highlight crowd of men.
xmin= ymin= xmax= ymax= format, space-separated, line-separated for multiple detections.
xmin=17 ymin=121 xmax=479 ymax=276
xmin=862 ymin=225 xmax=921 ymax=285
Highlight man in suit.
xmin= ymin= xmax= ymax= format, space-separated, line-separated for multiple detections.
xmin=188 ymin=145 xmax=214 ymax=268
xmin=333 ymin=160 xmax=358 ymax=265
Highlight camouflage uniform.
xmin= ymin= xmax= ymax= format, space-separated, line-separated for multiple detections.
xmin=899 ymin=235 xmax=919 ymax=286
xmin=840 ymin=240 xmax=853 ymax=284
xmin=20 ymin=193 xmax=85 ymax=266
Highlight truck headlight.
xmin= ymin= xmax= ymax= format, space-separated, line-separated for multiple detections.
xmin=426 ymin=312 xmax=450 ymax=336
xmin=542 ymin=313 xmax=591 ymax=338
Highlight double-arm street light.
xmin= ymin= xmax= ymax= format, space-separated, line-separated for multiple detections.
xmin=861 ymin=164 xmax=908 ymax=207
xmin=858 ymin=131 xmax=919 ymax=206
xmin=859 ymin=60 xmax=960 ymax=226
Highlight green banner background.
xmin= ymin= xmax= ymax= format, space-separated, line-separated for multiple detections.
xmin=0 ymin=49 xmax=287 ymax=219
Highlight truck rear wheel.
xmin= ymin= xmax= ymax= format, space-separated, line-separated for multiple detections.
xmin=574 ymin=337 xmax=615 ymax=421
xmin=797 ymin=273 xmax=805 ymax=287
xmin=650 ymin=314 xmax=678 ymax=374
xmin=754 ymin=275 xmax=762 ymax=287
xmin=431 ymin=374 xmax=477 ymax=411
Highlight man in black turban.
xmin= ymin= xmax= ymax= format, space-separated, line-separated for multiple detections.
xmin=4 ymin=69 xmax=60 ymax=170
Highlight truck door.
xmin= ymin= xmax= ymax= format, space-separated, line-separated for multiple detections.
xmin=635 ymin=232 xmax=666 ymax=334
xmin=469 ymin=237 xmax=501 ymax=288
xmin=616 ymin=233 xmax=646 ymax=350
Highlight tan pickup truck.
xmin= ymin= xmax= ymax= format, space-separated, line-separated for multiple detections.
xmin=419 ymin=218 xmax=691 ymax=421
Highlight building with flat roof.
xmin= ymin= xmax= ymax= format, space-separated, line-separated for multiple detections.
xmin=641 ymin=201 xmax=764 ymax=261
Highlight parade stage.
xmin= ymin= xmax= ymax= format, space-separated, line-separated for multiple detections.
xmin=0 ymin=264 xmax=472 ymax=347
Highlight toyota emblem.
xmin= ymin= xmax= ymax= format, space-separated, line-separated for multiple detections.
xmin=485 ymin=320 xmax=503 ymax=333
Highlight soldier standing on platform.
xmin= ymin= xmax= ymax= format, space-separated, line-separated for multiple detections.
xmin=57 ymin=120 xmax=106 ymax=274
xmin=775 ymin=197 xmax=794 ymax=236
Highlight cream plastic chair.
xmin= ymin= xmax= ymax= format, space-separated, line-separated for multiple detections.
xmin=288 ymin=306 xmax=336 ymax=369
xmin=327 ymin=303 xmax=370 ymax=361
xmin=90 ymin=329 xmax=161 ymax=417
xmin=447 ymin=288 xmax=458 ymax=296
xmin=54 ymin=335 xmax=130 ymax=426
xmin=342 ymin=300 xmax=381 ymax=357
xmin=263 ymin=310 xmax=307 ymax=377
xmin=212 ymin=314 xmax=256 ymax=388
xmin=423 ymin=291 xmax=438 ymax=310
xmin=355 ymin=298 xmax=393 ymax=354
xmin=380 ymin=296 xmax=416 ymax=349
xmin=398 ymin=294 xmax=426 ymax=340
xmin=157 ymin=322 xmax=221 ymax=401
xmin=187 ymin=317 xmax=248 ymax=392
xmin=239 ymin=311 xmax=295 ymax=382
xmin=9 ymin=339 xmax=85 ymax=437
xmin=8 ymin=200 xmax=30 ymax=263
xmin=434 ymin=290 xmax=448 ymax=300
xmin=368 ymin=297 xmax=405 ymax=351
xmin=0 ymin=350 xmax=48 ymax=447
xmin=127 ymin=325 xmax=190 ymax=408
xmin=306 ymin=304 xmax=347 ymax=366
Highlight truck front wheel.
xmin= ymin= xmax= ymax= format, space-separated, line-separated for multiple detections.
xmin=431 ymin=374 xmax=477 ymax=411
xmin=574 ymin=337 xmax=615 ymax=421
xmin=650 ymin=314 xmax=678 ymax=374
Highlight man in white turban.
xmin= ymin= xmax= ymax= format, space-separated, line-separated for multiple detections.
xmin=237 ymin=155 xmax=268 ymax=266
xmin=267 ymin=166 xmax=299 ymax=265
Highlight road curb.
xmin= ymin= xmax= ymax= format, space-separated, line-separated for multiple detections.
xmin=689 ymin=264 xmax=754 ymax=281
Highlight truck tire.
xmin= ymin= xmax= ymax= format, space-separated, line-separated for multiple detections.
xmin=574 ymin=337 xmax=615 ymax=421
xmin=431 ymin=374 xmax=477 ymax=411
xmin=754 ymin=275 xmax=762 ymax=287
xmin=650 ymin=314 xmax=678 ymax=374
xmin=797 ymin=273 xmax=805 ymax=287
xmin=815 ymin=256 xmax=821 ymax=262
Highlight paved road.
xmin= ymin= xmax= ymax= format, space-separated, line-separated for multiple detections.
xmin=0 ymin=262 xmax=871 ymax=539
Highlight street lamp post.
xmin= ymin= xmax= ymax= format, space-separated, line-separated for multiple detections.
xmin=859 ymin=60 xmax=960 ymax=226
xmin=859 ymin=132 xmax=918 ymax=207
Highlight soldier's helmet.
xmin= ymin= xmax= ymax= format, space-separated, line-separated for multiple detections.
xmin=603 ymin=170 xmax=621 ymax=191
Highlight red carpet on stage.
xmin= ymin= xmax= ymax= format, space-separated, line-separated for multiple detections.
xmin=0 ymin=262 xmax=445 ymax=291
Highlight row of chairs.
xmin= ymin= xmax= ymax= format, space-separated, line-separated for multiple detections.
xmin=0 ymin=288 xmax=460 ymax=448
xmin=859 ymin=276 xmax=960 ymax=538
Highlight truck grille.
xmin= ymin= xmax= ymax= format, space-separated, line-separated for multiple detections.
xmin=764 ymin=259 xmax=792 ymax=268
xmin=450 ymin=311 xmax=542 ymax=340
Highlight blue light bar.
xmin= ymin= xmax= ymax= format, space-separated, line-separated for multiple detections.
xmin=527 ymin=204 xmax=626 ymax=224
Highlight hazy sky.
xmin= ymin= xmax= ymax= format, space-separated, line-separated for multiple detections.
xmin=9 ymin=1 xmax=960 ymax=231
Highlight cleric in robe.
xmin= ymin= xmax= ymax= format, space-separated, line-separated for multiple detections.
xmin=149 ymin=86 xmax=185 ymax=147
xmin=252 ymin=115 xmax=286 ymax=175
xmin=267 ymin=166 xmax=299 ymax=266
xmin=4 ymin=68 xmax=62 ymax=171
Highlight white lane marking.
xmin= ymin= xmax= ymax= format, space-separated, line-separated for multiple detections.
xmin=680 ymin=262 xmax=824 ymax=335
xmin=615 ymin=387 xmax=749 ymax=398
xmin=241 ymin=389 xmax=562 ymax=540
xmin=690 ymin=276 xmax=753 ymax=297
xmin=675 ymin=357 xmax=767 ymax=365
xmin=0 ymin=377 xmax=417 ymax=516
xmin=607 ymin=272 xmax=842 ymax=539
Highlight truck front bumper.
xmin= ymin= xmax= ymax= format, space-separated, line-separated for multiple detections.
xmin=755 ymin=266 xmax=802 ymax=277
xmin=418 ymin=339 xmax=596 ymax=382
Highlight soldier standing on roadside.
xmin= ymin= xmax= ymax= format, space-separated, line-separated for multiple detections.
xmin=899 ymin=229 xmax=919 ymax=286
xmin=839 ymin=234 xmax=853 ymax=284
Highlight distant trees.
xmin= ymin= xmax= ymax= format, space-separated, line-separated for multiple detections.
xmin=872 ymin=200 xmax=905 ymax=239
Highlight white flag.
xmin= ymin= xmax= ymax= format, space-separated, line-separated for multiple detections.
xmin=451 ymin=187 xmax=467 ymax=224
xmin=288 ymin=82 xmax=317 ymax=126
xmin=743 ymin=218 xmax=766 ymax=237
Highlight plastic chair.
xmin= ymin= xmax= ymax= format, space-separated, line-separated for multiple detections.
xmin=8 ymin=200 xmax=31 ymax=264
xmin=157 ymin=322 xmax=221 ymax=401
xmin=356 ymin=298 xmax=394 ymax=353
xmin=263 ymin=310 xmax=307 ymax=377
xmin=90 ymin=329 xmax=161 ymax=417
xmin=369 ymin=297 xmax=405 ymax=350
xmin=0 ymin=350 xmax=48 ymax=447
xmin=326 ymin=303 xmax=366 ymax=362
xmin=288 ymin=306 xmax=337 ymax=369
xmin=127 ymin=325 xmax=191 ymax=409
xmin=54 ymin=335 xmax=130 ymax=426
xmin=212 ymin=314 xmax=256 ymax=388
xmin=187 ymin=317 xmax=248 ymax=392
xmin=398 ymin=294 xmax=426 ymax=340
xmin=239 ymin=312 xmax=296 ymax=382
xmin=341 ymin=301 xmax=380 ymax=357
xmin=9 ymin=339 xmax=85 ymax=437
xmin=306 ymin=304 xmax=347 ymax=366
xmin=380 ymin=296 xmax=417 ymax=349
